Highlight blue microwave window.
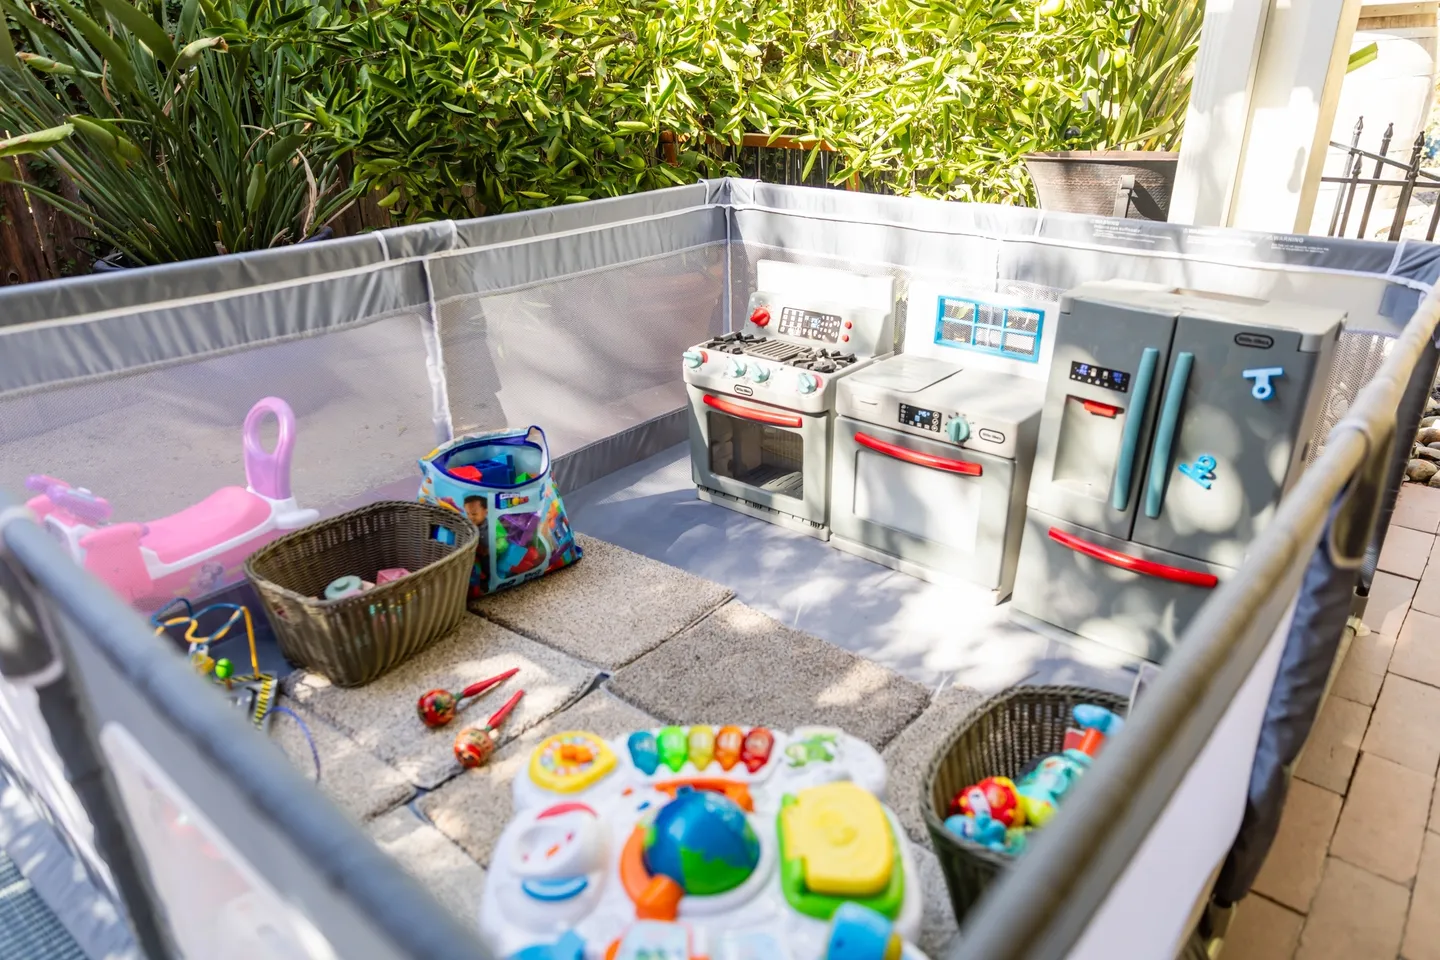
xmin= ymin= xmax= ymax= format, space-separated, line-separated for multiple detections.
xmin=934 ymin=297 xmax=1043 ymax=363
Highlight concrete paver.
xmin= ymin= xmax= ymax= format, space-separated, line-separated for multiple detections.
xmin=1294 ymin=857 xmax=1409 ymax=960
xmin=1378 ymin=526 xmax=1435 ymax=580
xmin=1362 ymin=674 xmax=1440 ymax=777
xmin=1328 ymin=753 xmax=1433 ymax=885
xmin=1294 ymin=695 xmax=1370 ymax=794
xmin=1253 ymin=779 xmax=1343 ymax=912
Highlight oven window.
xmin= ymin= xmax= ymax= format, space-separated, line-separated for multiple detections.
xmin=707 ymin=412 xmax=804 ymax=499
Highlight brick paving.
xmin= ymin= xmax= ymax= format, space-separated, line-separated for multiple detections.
xmin=1225 ymin=483 xmax=1440 ymax=959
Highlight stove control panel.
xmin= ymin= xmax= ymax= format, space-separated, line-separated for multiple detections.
xmin=742 ymin=261 xmax=896 ymax=360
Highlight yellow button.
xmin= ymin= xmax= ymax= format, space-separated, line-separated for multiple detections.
xmin=780 ymin=782 xmax=893 ymax=897
xmin=530 ymin=732 xmax=617 ymax=794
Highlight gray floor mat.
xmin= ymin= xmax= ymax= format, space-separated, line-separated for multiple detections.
xmin=605 ymin=601 xmax=931 ymax=750
xmin=366 ymin=806 xmax=487 ymax=926
xmin=565 ymin=443 xmax=1142 ymax=695
xmin=881 ymin=685 xmax=990 ymax=850
xmin=285 ymin=615 xmax=598 ymax=789
xmin=418 ymin=689 xmax=657 ymax=868
xmin=267 ymin=696 xmax=415 ymax=821
xmin=476 ymin=534 xmax=733 ymax=669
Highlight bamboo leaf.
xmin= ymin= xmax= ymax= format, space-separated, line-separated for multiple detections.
xmin=95 ymin=0 xmax=179 ymax=65
xmin=0 ymin=124 xmax=75 ymax=157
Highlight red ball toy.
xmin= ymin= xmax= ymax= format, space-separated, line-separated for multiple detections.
xmin=416 ymin=667 xmax=519 ymax=728
xmin=452 ymin=689 xmax=525 ymax=769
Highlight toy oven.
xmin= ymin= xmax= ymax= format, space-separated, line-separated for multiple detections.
xmin=686 ymin=386 xmax=835 ymax=536
xmin=829 ymin=417 xmax=1031 ymax=601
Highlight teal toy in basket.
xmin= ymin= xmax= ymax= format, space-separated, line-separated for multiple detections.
xmin=418 ymin=426 xmax=581 ymax=602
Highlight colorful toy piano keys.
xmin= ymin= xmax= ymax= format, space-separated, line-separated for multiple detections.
xmin=741 ymin=727 xmax=775 ymax=773
xmin=623 ymin=725 xmax=777 ymax=777
xmin=657 ymin=726 xmax=689 ymax=773
xmin=687 ymin=725 xmax=715 ymax=770
xmin=628 ymin=731 xmax=661 ymax=775
xmin=716 ymin=726 xmax=744 ymax=771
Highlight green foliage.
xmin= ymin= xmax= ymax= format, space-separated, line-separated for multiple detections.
xmin=0 ymin=0 xmax=360 ymax=264
xmin=270 ymin=0 xmax=1201 ymax=221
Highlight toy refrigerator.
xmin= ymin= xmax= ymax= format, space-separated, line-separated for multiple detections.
xmin=1010 ymin=281 xmax=1342 ymax=662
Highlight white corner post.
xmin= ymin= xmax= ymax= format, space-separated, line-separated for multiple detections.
xmin=1171 ymin=0 xmax=1365 ymax=232
xmin=1167 ymin=0 xmax=1273 ymax=227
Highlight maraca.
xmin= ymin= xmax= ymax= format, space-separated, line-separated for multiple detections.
xmin=454 ymin=690 xmax=525 ymax=769
xmin=417 ymin=667 xmax=519 ymax=728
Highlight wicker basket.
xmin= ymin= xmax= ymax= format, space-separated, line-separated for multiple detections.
xmin=244 ymin=501 xmax=478 ymax=687
xmin=922 ymin=684 xmax=1129 ymax=926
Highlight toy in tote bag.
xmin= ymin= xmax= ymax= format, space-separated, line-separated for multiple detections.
xmin=418 ymin=426 xmax=581 ymax=601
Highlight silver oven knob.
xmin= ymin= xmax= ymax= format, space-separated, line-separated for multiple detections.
xmin=796 ymin=373 xmax=818 ymax=395
xmin=749 ymin=364 xmax=770 ymax=383
xmin=728 ymin=358 xmax=748 ymax=378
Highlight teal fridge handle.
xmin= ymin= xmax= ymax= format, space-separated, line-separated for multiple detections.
xmin=1144 ymin=351 xmax=1194 ymax=519
xmin=1110 ymin=347 xmax=1160 ymax=512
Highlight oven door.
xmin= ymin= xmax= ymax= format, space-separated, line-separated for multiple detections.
xmin=686 ymin=385 xmax=832 ymax=526
xmin=830 ymin=417 xmax=1024 ymax=592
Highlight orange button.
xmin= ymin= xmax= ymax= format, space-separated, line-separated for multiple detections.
xmin=841 ymin=334 xmax=850 ymax=342
xmin=844 ymin=321 xmax=853 ymax=329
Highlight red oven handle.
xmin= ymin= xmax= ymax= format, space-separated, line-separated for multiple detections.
xmin=702 ymin=394 xmax=803 ymax=428
xmin=1047 ymin=527 xmax=1219 ymax=588
xmin=855 ymin=432 xmax=982 ymax=476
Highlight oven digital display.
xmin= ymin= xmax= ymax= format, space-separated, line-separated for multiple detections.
xmin=899 ymin=404 xmax=942 ymax=432
xmin=777 ymin=306 xmax=843 ymax=343
xmin=1070 ymin=361 xmax=1131 ymax=392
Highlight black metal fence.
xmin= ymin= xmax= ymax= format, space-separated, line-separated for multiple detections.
xmin=1325 ymin=117 xmax=1440 ymax=241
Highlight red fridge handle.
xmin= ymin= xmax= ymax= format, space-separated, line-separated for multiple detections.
xmin=855 ymin=432 xmax=982 ymax=476
xmin=1047 ymin=527 xmax=1219 ymax=588
xmin=702 ymin=394 xmax=803 ymax=428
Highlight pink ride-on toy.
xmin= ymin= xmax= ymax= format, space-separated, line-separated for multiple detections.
xmin=26 ymin=397 xmax=319 ymax=611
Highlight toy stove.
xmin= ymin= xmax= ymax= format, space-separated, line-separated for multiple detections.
xmin=481 ymin=724 xmax=927 ymax=960
xmin=829 ymin=285 xmax=1049 ymax=602
xmin=684 ymin=261 xmax=897 ymax=539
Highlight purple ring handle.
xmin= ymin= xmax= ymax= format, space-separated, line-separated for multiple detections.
xmin=51 ymin=488 xmax=111 ymax=524
xmin=243 ymin=397 xmax=298 ymax=501
xmin=26 ymin=475 xmax=111 ymax=523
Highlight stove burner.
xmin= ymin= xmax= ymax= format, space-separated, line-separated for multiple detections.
xmin=697 ymin=334 xmax=859 ymax=371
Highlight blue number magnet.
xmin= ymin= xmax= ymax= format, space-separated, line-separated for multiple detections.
xmin=1242 ymin=367 xmax=1284 ymax=401
xmin=1178 ymin=455 xmax=1217 ymax=489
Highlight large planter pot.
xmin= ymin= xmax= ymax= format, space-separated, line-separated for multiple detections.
xmin=1023 ymin=151 xmax=1180 ymax=221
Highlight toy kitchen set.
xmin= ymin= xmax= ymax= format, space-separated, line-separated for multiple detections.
xmin=682 ymin=261 xmax=897 ymax=539
xmin=829 ymin=281 xmax=1050 ymax=602
xmin=1010 ymin=281 xmax=1343 ymax=662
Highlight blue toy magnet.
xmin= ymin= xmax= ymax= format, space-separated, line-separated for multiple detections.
xmin=825 ymin=902 xmax=902 ymax=960
xmin=1242 ymin=366 xmax=1284 ymax=401
xmin=1178 ymin=454 xmax=1218 ymax=489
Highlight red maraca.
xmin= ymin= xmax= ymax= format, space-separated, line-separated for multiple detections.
xmin=454 ymin=690 xmax=525 ymax=769
xmin=417 ymin=667 xmax=519 ymax=728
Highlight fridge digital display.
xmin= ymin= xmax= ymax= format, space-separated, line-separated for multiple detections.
xmin=898 ymin=404 xmax=942 ymax=432
xmin=1070 ymin=361 xmax=1131 ymax=393
xmin=777 ymin=306 xmax=843 ymax=343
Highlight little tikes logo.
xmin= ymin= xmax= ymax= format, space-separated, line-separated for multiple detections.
xmin=733 ymin=385 xmax=754 ymax=396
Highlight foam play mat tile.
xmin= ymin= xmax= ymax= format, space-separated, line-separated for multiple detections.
xmin=418 ymin=689 xmax=658 ymax=868
xmin=365 ymin=806 xmax=487 ymax=925
xmin=605 ymin=602 xmax=931 ymax=750
xmin=881 ymin=684 xmax=988 ymax=849
xmin=476 ymin=534 xmax=734 ymax=669
xmin=284 ymin=615 xmax=599 ymax=789
xmin=915 ymin=844 xmax=962 ymax=957
xmin=267 ymin=695 xmax=415 ymax=820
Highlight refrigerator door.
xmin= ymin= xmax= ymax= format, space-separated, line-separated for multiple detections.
xmin=1130 ymin=315 xmax=1326 ymax=567
xmin=1026 ymin=298 xmax=1173 ymax=541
